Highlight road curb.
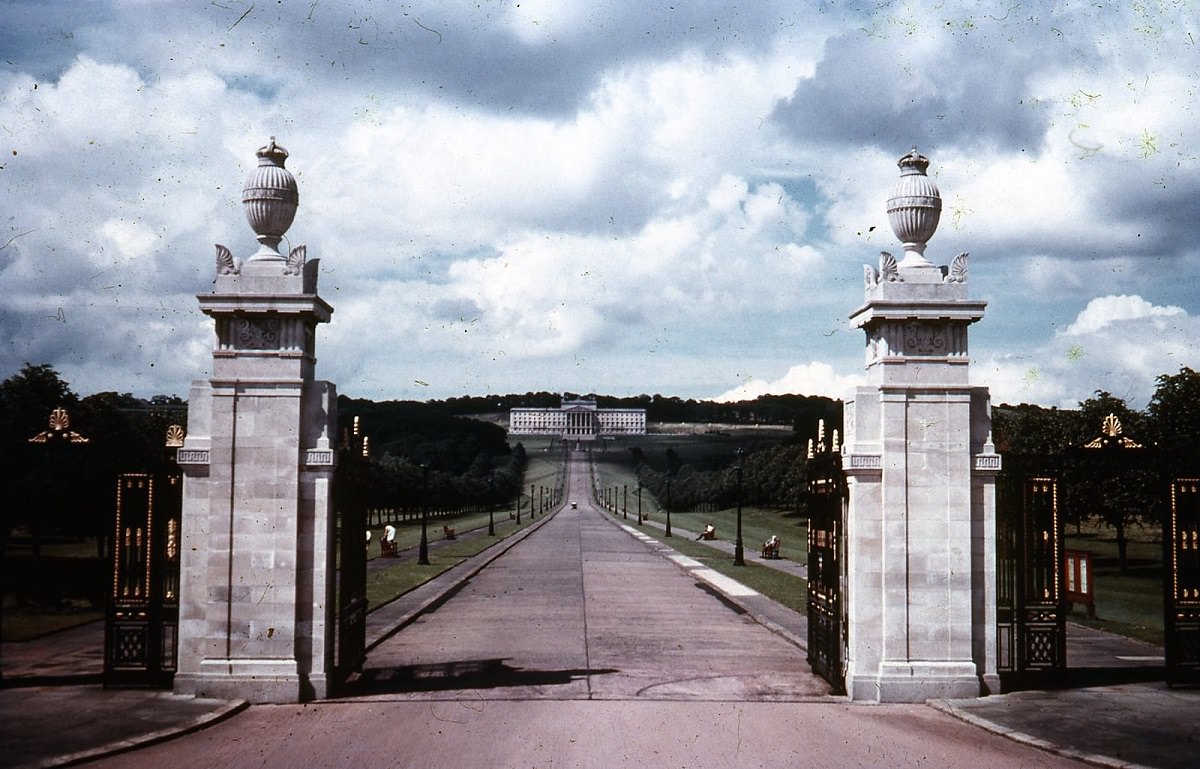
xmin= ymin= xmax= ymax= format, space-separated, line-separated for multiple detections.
xmin=926 ymin=698 xmax=1158 ymax=769
xmin=365 ymin=505 xmax=564 ymax=651
xmin=25 ymin=696 xmax=249 ymax=769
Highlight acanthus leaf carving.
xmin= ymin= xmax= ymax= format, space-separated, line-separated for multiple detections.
xmin=215 ymin=244 xmax=240 ymax=276
xmin=945 ymin=251 xmax=968 ymax=283
xmin=285 ymin=244 xmax=306 ymax=276
xmin=880 ymin=251 xmax=900 ymax=283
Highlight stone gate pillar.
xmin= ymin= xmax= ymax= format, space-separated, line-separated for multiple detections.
xmin=840 ymin=150 xmax=1000 ymax=702
xmin=174 ymin=139 xmax=338 ymax=703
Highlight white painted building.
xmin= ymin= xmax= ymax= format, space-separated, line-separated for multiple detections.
xmin=509 ymin=396 xmax=646 ymax=441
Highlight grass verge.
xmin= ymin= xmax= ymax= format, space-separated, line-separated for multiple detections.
xmin=2 ymin=609 xmax=104 ymax=642
xmin=367 ymin=513 xmax=549 ymax=610
xmin=605 ymin=509 xmax=808 ymax=615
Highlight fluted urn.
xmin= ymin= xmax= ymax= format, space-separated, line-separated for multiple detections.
xmin=886 ymin=149 xmax=941 ymax=267
xmin=242 ymin=137 xmax=298 ymax=260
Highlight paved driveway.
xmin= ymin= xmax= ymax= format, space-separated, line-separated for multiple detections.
xmin=84 ymin=454 xmax=1090 ymax=768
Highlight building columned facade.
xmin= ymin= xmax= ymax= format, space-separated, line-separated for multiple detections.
xmin=509 ymin=396 xmax=645 ymax=441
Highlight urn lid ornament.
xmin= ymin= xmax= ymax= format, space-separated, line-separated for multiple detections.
xmin=886 ymin=147 xmax=942 ymax=268
xmin=242 ymin=136 xmax=299 ymax=261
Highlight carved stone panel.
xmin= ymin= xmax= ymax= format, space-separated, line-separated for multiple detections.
xmin=904 ymin=321 xmax=947 ymax=355
xmin=236 ymin=317 xmax=282 ymax=350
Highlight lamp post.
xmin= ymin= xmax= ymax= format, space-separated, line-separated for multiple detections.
xmin=418 ymin=462 xmax=431 ymax=565
xmin=488 ymin=470 xmax=496 ymax=537
xmin=636 ymin=479 xmax=641 ymax=523
xmin=734 ymin=448 xmax=745 ymax=566
xmin=665 ymin=475 xmax=673 ymax=537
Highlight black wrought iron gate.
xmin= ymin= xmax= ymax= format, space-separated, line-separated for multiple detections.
xmin=1166 ymin=478 xmax=1200 ymax=685
xmin=332 ymin=441 xmax=368 ymax=690
xmin=104 ymin=469 xmax=182 ymax=687
xmin=806 ymin=436 xmax=846 ymax=694
xmin=998 ymin=416 xmax=1200 ymax=687
xmin=996 ymin=461 xmax=1065 ymax=681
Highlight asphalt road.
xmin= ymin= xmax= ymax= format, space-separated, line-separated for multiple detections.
xmin=83 ymin=453 xmax=1091 ymax=768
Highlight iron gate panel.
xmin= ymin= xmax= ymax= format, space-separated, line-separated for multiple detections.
xmin=333 ymin=446 xmax=368 ymax=689
xmin=997 ymin=461 xmax=1066 ymax=681
xmin=806 ymin=449 xmax=845 ymax=694
xmin=1166 ymin=478 xmax=1200 ymax=685
xmin=104 ymin=470 xmax=181 ymax=687
xmin=1020 ymin=476 xmax=1065 ymax=669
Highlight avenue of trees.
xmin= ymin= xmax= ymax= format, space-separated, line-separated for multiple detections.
xmin=4 ymin=362 xmax=1199 ymax=576
xmin=336 ymin=396 xmax=526 ymax=513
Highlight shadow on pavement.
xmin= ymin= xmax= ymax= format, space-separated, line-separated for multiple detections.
xmin=1 ymin=672 xmax=104 ymax=688
xmin=346 ymin=658 xmax=619 ymax=695
xmin=1001 ymin=665 xmax=1170 ymax=692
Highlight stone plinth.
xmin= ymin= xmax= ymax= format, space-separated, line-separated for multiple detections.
xmin=174 ymin=141 xmax=338 ymax=703
xmin=839 ymin=153 xmax=999 ymax=702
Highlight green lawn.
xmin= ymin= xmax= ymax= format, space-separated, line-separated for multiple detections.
xmin=602 ymin=508 xmax=808 ymax=614
xmin=3 ymin=536 xmax=107 ymax=641
xmin=366 ymin=516 xmax=543 ymax=609
xmin=364 ymin=445 xmax=569 ymax=608
xmin=665 ymin=536 xmax=808 ymax=614
xmin=1064 ymin=530 xmax=1164 ymax=645
xmin=2 ymin=608 xmax=104 ymax=642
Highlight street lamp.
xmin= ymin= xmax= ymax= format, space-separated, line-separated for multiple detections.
xmin=418 ymin=462 xmax=431 ymax=565
xmin=488 ymin=470 xmax=496 ymax=537
xmin=734 ymin=448 xmax=745 ymax=566
xmin=665 ymin=475 xmax=673 ymax=538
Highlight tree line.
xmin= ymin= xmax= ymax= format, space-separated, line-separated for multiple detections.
xmin=4 ymin=361 xmax=1199 ymax=574
xmin=992 ymin=368 xmax=1200 ymax=572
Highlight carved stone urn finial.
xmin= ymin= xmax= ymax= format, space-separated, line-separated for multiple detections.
xmin=242 ymin=137 xmax=299 ymax=261
xmin=886 ymin=148 xmax=941 ymax=268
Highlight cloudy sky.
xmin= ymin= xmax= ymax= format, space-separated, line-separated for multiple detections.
xmin=2 ymin=1 xmax=1198 ymax=409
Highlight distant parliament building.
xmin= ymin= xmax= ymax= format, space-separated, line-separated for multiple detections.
xmin=509 ymin=396 xmax=646 ymax=441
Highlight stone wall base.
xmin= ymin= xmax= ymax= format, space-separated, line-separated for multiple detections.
xmin=848 ymin=661 xmax=983 ymax=703
xmin=174 ymin=658 xmax=324 ymax=703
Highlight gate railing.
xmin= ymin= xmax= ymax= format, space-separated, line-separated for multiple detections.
xmin=998 ymin=417 xmax=1199 ymax=688
xmin=333 ymin=444 xmax=368 ymax=689
xmin=996 ymin=460 xmax=1065 ymax=682
xmin=104 ymin=468 xmax=182 ymax=688
xmin=1167 ymin=478 xmax=1200 ymax=685
xmin=806 ymin=423 xmax=845 ymax=694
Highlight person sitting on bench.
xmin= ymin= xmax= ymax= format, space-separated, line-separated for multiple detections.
xmin=696 ymin=524 xmax=716 ymax=540
xmin=443 ymin=525 xmax=457 ymax=540
xmin=761 ymin=534 xmax=781 ymax=559
xmin=381 ymin=524 xmax=399 ymax=557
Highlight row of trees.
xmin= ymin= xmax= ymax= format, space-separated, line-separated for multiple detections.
xmin=5 ymin=361 xmax=1199 ymax=571
xmin=1 ymin=364 xmax=186 ymax=555
xmin=992 ymin=368 xmax=1200 ymax=572
xmin=413 ymin=391 xmax=843 ymax=430
xmin=611 ymin=368 xmax=1200 ymax=574
xmin=336 ymin=396 xmax=526 ymax=512
xmin=632 ymin=442 xmax=812 ymax=512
